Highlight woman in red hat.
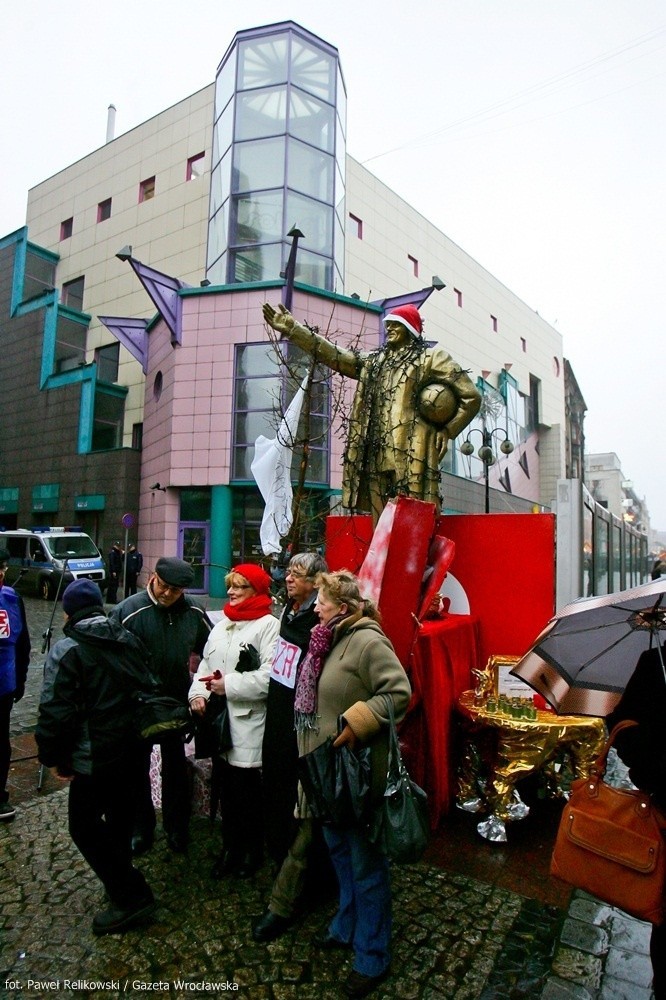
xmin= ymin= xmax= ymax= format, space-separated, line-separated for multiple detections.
xmin=189 ymin=563 xmax=279 ymax=877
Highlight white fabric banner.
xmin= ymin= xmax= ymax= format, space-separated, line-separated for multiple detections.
xmin=251 ymin=376 xmax=308 ymax=555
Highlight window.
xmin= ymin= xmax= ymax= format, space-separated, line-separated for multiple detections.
xmin=139 ymin=176 xmax=156 ymax=202
xmin=54 ymin=315 xmax=87 ymax=373
xmin=491 ymin=315 xmax=498 ymax=332
xmin=526 ymin=374 xmax=540 ymax=430
xmin=186 ymin=152 xmax=205 ymax=181
xmin=408 ymin=254 xmax=419 ymax=278
xmin=232 ymin=343 xmax=329 ymax=483
xmin=94 ymin=342 xmax=120 ymax=383
xmin=91 ymin=389 xmax=125 ymax=451
xmin=60 ymin=217 xmax=73 ymax=241
xmin=23 ymin=250 xmax=56 ymax=302
xmin=454 ymin=288 xmax=463 ymax=307
xmin=132 ymin=423 xmax=143 ymax=450
xmin=520 ymin=337 xmax=527 ymax=353
xmin=349 ymin=213 xmax=363 ymax=239
xmin=97 ymin=198 xmax=112 ymax=222
xmin=62 ymin=276 xmax=85 ymax=312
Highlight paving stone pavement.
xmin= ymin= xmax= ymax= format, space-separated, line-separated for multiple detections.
xmin=0 ymin=596 xmax=658 ymax=999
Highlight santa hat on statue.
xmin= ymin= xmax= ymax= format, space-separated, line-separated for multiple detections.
xmin=382 ymin=303 xmax=423 ymax=339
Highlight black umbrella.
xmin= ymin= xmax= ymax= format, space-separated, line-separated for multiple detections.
xmin=511 ymin=578 xmax=666 ymax=716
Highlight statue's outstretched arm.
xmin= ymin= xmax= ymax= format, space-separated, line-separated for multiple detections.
xmin=262 ymin=302 xmax=360 ymax=378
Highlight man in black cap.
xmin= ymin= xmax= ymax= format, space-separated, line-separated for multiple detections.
xmin=110 ymin=557 xmax=212 ymax=854
xmin=36 ymin=579 xmax=156 ymax=935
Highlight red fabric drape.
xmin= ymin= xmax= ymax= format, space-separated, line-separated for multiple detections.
xmin=400 ymin=614 xmax=481 ymax=829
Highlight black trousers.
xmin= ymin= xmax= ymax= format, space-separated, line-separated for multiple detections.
xmin=106 ymin=574 xmax=120 ymax=604
xmin=262 ymin=682 xmax=299 ymax=865
xmin=0 ymin=691 xmax=13 ymax=800
xmin=68 ymin=763 xmax=151 ymax=908
xmin=216 ymin=759 xmax=263 ymax=863
xmin=134 ymin=736 xmax=191 ymax=841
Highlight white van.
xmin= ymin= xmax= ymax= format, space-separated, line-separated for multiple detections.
xmin=0 ymin=527 xmax=106 ymax=599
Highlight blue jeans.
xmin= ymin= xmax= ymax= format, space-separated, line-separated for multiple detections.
xmin=323 ymin=825 xmax=391 ymax=977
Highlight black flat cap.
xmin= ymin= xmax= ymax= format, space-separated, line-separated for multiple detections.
xmin=155 ymin=556 xmax=194 ymax=588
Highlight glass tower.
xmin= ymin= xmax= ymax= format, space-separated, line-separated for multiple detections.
xmin=206 ymin=21 xmax=347 ymax=292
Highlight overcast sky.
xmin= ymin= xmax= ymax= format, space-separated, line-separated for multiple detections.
xmin=2 ymin=1 xmax=664 ymax=528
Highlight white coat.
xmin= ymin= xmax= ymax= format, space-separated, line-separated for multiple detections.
xmin=188 ymin=613 xmax=280 ymax=768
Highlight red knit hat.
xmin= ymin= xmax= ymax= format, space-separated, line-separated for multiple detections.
xmin=383 ymin=303 xmax=423 ymax=338
xmin=231 ymin=563 xmax=272 ymax=595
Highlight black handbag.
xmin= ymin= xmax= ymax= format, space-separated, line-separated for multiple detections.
xmin=193 ymin=648 xmax=257 ymax=759
xmin=193 ymin=693 xmax=232 ymax=759
xmin=134 ymin=692 xmax=192 ymax=743
xmin=366 ymin=695 xmax=430 ymax=863
xmin=298 ymin=720 xmax=372 ymax=828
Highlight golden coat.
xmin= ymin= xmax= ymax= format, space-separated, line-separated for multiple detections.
xmin=284 ymin=322 xmax=481 ymax=511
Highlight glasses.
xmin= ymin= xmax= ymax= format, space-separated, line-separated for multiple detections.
xmin=153 ymin=575 xmax=184 ymax=595
xmin=228 ymin=583 xmax=252 ymax=591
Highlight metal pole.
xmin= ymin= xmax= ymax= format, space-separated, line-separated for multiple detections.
xmin=483 ymin=425 xmax=491 ymax=514
xmin=123 ymin=527 xmax=129 ymax=600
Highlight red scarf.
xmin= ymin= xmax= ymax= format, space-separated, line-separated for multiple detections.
xmin=223 ymin=593 xmax=273 ymax=621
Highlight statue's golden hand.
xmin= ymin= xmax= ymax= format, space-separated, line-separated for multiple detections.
xmin=435 ymin=428 xmax=450 ymax=458
xmin=262 ymin=301 xmax=295 ymax=338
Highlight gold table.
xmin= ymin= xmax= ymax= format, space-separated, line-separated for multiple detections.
xmin=456 ymin=690 xmax=606 ymax=841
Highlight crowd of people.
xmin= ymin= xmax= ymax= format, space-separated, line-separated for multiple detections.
xmin=5 ymin=541 xmax=665 ymax=999
xmin=105 ymin=541 xmax=144 ymax=603
xmin=2 ymin=547 xmax=411 ymax=999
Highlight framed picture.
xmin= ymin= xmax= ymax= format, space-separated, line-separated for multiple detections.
xmin=489 ymin=655 xmax=535 ymax=701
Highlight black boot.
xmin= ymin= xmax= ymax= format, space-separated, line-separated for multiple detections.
xmin=92 ymin=891 xmax=156 ymax=936
xmin=237 ymin=849 xmax=263 ymax=879
xmin=211 ymin=848 xmax=241 ymax=879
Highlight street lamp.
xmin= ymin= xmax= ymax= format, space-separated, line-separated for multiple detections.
xmin=460 ymin=383 xmax=514 ymax=513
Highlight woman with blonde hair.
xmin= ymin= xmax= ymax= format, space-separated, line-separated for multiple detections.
xmin=189 ymin=564 xmax=279 ymax=878
xmin=297 ymin=570 xmax=411 ymax=999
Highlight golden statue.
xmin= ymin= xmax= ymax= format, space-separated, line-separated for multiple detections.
xmin=263 ymin=301 xmax=481 ymax=522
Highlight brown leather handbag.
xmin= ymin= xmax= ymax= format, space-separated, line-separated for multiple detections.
xmin=551 ymin=719 xmax=666 ymax=924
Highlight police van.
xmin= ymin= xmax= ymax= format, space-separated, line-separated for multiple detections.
xmin=0 ymin=527 xmax=106 ymax=599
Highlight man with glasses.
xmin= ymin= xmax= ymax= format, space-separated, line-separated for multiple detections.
xmin=253 ymin=551 xmax=334 ymax=942
xmin=111 ymin=557 xmax=212 ymax=854
xmin=0 ymin=549 xmax=30 ymax=821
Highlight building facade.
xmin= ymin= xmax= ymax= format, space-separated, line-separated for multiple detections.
xmin=1 ymin=20 xmax=580 ymax=596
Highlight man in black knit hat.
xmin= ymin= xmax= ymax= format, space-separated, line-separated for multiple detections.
xmin=36 ymin=579 xmax=156 ymax=935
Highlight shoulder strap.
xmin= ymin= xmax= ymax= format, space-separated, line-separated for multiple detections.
xmin=592 ymin=719 xmax=639 ymax=775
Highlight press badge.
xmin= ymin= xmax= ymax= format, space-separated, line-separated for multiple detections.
xmin=270 ymin=638 xmax=301 ymax=689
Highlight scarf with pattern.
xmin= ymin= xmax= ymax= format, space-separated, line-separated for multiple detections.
xmin=294 ymin=617 xmax=343 ymax=733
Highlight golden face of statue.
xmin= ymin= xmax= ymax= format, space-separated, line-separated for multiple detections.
xmin=384 ymin=321 xmax=412 ymax=349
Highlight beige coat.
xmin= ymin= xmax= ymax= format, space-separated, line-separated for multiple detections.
xmin=297 ymin=613 xmax=412 ymax=810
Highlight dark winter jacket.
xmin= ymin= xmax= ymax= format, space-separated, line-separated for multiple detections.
xmin=607 ymin=643 xmax=666 ymax=812
xmin=125 ymin=549 xmax=143 ymax=578
xmin=108 ymin=546 xmax=123 ymax=576
xmin=110 ymin=587 xmax=212 ymax=703
xmin=36 ymin=609 xmax=156 ymax=776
